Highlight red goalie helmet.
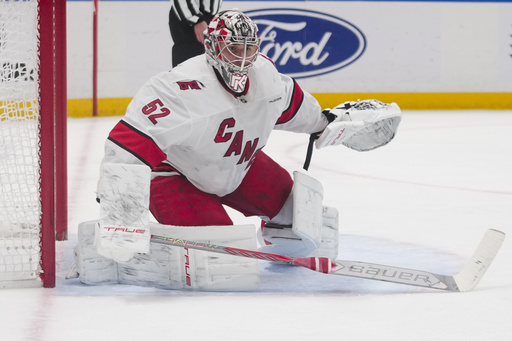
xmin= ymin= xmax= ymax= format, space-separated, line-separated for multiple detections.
xmin=204 ymin=10 xmax=260 ymax=92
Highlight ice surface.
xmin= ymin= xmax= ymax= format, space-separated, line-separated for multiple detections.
xmin=1 ymin=111 xmax=511 ymax=340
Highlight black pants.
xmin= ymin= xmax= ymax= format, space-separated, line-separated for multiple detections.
xmin=169 ymin=9 xmax=205 ymax=67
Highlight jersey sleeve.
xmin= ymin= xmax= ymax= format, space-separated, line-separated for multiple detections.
xmin=102 ymin=72 xmax=192 ymax=170
xmin=274 ymin=74 xmax=328 ymax=134
xmin=104 ymin=120 xmax=167 ymax=169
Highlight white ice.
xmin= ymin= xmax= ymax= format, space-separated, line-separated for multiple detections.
xmin=1 ymin=110 xmax=511 ymax=340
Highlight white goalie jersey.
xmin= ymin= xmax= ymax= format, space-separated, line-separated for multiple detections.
xmin=102 ymin=54 xmax=328 ymax=196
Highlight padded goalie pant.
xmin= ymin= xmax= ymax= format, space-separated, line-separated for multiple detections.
xmin=150 ymin=152 xmax=293 ymax=226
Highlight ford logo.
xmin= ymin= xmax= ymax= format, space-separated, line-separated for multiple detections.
xmin=246 ymin=8 xmax=366 ymax=78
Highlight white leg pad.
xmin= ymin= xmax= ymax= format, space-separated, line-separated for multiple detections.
xmin=96 ymin=163 xmax=152 ymax=262
xmin=69 ymin=221 xmax=260 ymax=291
xmin=310 ymin=206 xmax=339 ymax=260
xmin=67 ymin=220 xmax=119 ymax=285
xmin=260 ymin=171 xmax=339 ymax=259
xmin=292 ymin=171 xmax=324 ymax=250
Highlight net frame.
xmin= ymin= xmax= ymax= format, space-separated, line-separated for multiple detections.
xmin=0 ymin=0 xmax=67 ymax=288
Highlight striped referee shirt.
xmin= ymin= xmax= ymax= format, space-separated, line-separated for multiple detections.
xmin=171 ymin=0 xmax=223 ymax=25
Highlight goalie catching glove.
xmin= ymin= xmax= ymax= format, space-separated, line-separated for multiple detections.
xmin=317 ymin=99 xmax=402 ymax=151
xmin=302 ymin=99 xmax=402 ymax=170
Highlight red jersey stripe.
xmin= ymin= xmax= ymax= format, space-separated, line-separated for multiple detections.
xmin=277 ymin=79 xmax=304 ymax=124
xmin=107 ymin=120 xmax=166 ymax=169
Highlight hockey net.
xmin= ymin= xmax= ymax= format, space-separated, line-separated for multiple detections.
xmin=0 ymin=0 xmax=67 ymax=288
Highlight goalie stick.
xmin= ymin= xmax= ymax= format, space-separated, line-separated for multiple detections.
xmin=151 ymin=229 xmax=504 ymax=292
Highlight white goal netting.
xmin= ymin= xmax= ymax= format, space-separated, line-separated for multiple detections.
xmin=0 ymin=0 xmax=42 ymax=283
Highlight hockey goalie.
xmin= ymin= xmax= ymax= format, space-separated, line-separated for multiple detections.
xmin=68 ymin=9 xmax=402 ymax=291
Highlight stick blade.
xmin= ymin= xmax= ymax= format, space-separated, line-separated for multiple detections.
xmin=453 ymin=229 xmax=506 ymax=292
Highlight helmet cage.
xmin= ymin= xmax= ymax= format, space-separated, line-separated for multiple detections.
xmin=205 ymin=10 xmax=260 ymax=91
xmin=216 ymin=36 xmax=259 ymax=75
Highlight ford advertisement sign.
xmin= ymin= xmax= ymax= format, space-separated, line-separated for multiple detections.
xmin=246 ymin=8 xmax=366 ymax=79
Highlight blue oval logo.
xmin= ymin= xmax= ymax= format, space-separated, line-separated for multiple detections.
xmin=246 ymin=8 xmax=366 ymax=78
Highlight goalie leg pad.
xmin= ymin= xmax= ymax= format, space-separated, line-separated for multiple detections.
xmin=260 ymin=171 xmax=340 ymax=259
xmin=310 ymin=206 xmax=339 ymax=260
xmin=119 ymin=223 xmax=260 ymax=291
xmin=261 ymin=206 xmax=339 ymax=259
xmin=67 ymin=220 xmax=119 ymax=285
xmin=69 ymin=221 xmax=260 ymax=291
xmin=291 ymin=171 xmax=324 ymax=249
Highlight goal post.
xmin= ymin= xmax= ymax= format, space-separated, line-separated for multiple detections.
xmin=0 ymin=0 xmax=67 ymax=288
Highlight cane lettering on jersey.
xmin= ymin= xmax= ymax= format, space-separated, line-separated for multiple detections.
xmin=215 ymin=117 xmax=263 ymax=167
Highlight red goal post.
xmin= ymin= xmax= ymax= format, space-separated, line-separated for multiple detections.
xmin=0 ymin=0 xmax=67 ymax=288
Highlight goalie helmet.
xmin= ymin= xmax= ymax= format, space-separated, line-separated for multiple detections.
xmin=204 ymin=10 xmax=260 ymax=93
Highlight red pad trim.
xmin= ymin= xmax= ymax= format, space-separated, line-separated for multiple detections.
xmin=108 ymin=120 xmax=166 ymax=169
